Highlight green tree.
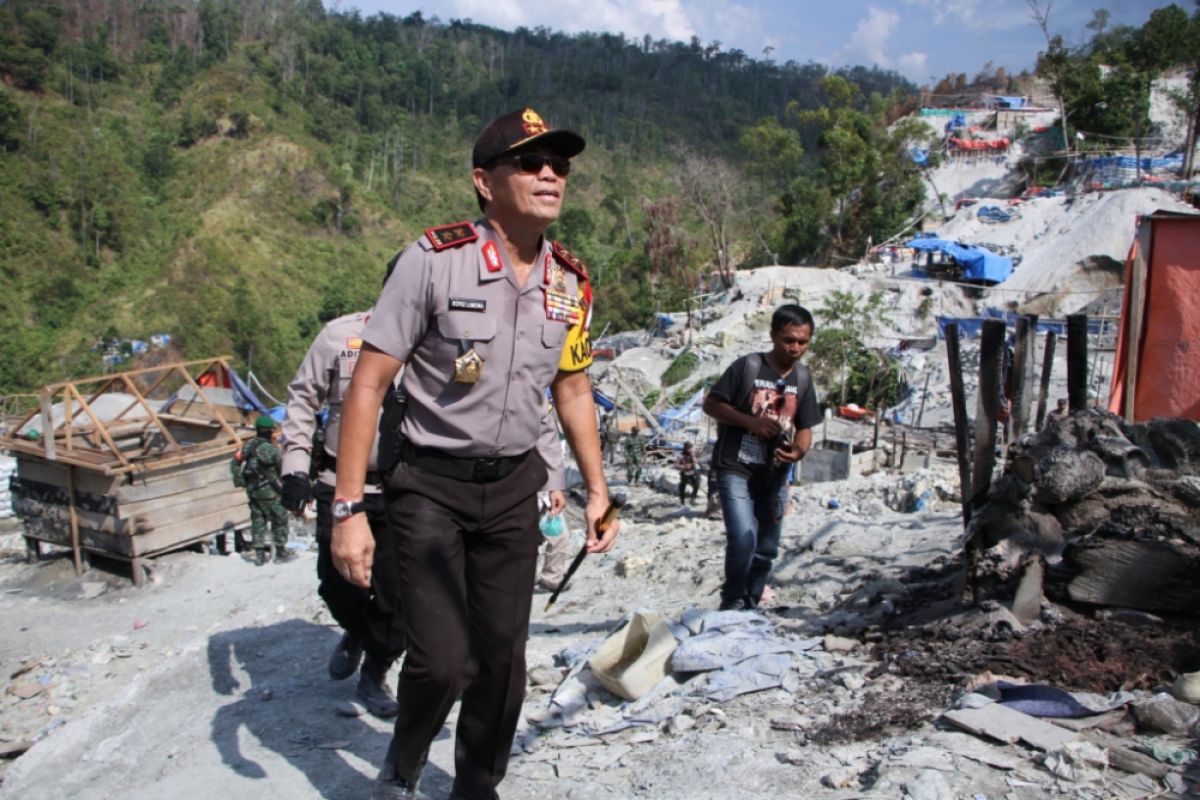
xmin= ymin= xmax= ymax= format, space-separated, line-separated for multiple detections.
xmin=806 ymin=290 xmax=898 ymax=407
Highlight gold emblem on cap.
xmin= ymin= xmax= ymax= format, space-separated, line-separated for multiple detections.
xmin=522 ymin=109 xmax=548 ymax=136
xmin=454 ymin=348 xmax=485 ymax=384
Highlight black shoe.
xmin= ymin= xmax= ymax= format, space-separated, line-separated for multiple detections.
xmin=718 ymin=598 xmax=747 ymax=611
xmin=357 ymin=654 xmax=398 ymax=718
xmin=275 ymin=547 xmax=297 ymax=563
xmin=328 ymin=632 xmax=364 ymax=680
xmin=255 ymin=549 xmax=268 ymax=567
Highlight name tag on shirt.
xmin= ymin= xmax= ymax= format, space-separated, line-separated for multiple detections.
xmin=449 ymin=297 xmax=487 ymax=312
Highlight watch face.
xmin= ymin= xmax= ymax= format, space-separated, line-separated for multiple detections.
xmin=333 ymin=501 xmax=350 ymax=520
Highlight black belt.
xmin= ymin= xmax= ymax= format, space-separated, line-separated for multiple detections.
xmin=322 ymin=454 xmax=384 ymax=487
xmin=398 ymin=439 xmax=529 ymax=483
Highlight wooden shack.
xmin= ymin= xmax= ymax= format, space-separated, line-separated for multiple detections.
xmin=0 ymin=358 xmax=256 ymax=585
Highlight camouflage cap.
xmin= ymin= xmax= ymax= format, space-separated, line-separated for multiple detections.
xmin=472 ymin=108 xmax=585 ymax=168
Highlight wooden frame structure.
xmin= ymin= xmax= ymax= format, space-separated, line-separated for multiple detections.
xmin=0 ymin=357 xmax=255 ymax=584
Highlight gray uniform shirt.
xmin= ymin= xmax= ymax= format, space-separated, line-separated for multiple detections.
xmin=363 ymin=220 xmax=590 ymax=458
xmin=281 ymin=310 xmax=385 ymax=490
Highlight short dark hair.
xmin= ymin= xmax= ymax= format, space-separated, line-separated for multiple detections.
xmin=771 ymin=304 xmax=815 ymax=334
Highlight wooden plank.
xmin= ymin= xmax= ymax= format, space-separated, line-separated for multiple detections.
xmin=944 ymin=324 xmax=972 ymax=528
xmin=126 ymin=491 xmax=246 ymax=531
xmin=13 ymin=475 xmax=120 ymax=516
xmin=1066 ymin=315 xmax=1088 ymax=412
xmin=66 ymin=466 xmax=84 ymax=575
xmin=17 ymin=458 xmax=121 ymax=497
xmin=1078 ymin=729 xmax=1172 ymax=779
xmin=1065 ymin=539 xmax=1200 ymax=613
xmin=972 ymin=320 xmax=1005 ymax=511
xmin=129 ymin=505 xmax=250 ymax=556
xmin=14 ymin=495 xmax=131 ymax=536
xmin=39 ymin=390 xmax=56 ymax=461
xmin=116 ymin=460 xmax=232 ymax=504
xmin=66 ymin=384 xmax=130 ymax=468
xmin=117 ymin=478 xmax=241 ymax=519
xmin=942 ymin=704 xmax=1076 ymax=751
xmin=1035 ymin=330 xmax=1057 ymax=430
xmin=1010 ymin=315 xmax=1037 ymax=436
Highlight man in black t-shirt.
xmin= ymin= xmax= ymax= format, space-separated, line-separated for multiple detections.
xmin=702 ymin=304 xmax=821 ymax=611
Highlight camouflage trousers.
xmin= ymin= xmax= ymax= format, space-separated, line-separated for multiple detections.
xmin=247 ymin=493 xmax=288 ymax=551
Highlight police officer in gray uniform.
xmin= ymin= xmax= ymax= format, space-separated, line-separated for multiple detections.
xmin=332 ymin=107 xmax=619 ymax=800
xmin=280 ymin=309 xmax=405 ymax=717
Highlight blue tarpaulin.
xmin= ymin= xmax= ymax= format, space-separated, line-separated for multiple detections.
xmin=937 ymin=312 xmax=1108 ymax=340
xmin=906 ymin=236 xmax=1013 ymax=284
xmin=908 ymin=147 xmax=929 ymax=165
xmin=991 ymin=95 xmax=1027 ymax=109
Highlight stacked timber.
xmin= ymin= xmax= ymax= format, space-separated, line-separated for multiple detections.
xmin=0 ymin=357 xmax=257 ymax=584
xmin=13 ymin=453 xmax=248 ymax=562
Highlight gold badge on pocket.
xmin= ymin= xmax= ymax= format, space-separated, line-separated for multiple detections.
xmin=454 ymin=348 xmax=484 ymax=384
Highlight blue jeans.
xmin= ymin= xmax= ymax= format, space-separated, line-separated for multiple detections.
xmin=717 ymin=469 xmax=789 ymax=608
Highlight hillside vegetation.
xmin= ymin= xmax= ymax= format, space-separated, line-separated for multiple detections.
xmin=0 ymin=0 xmax=934 ymax=396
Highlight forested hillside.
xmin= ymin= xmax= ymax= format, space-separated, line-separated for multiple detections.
xmin=0 ymin=0 xmax=920 ymax=395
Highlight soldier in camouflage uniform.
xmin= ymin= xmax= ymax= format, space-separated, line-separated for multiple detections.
xmin=623 ymin=427 xmax=645 ymax=484
xmin=231 ymin=415 xmax=292 ymax=566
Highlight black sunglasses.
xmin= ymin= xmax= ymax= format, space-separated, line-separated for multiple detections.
xmin=488 ymin=153 xmax=571 ymax=177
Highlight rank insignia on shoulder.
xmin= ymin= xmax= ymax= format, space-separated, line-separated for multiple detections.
xmin=425 ymin=222 xmax=479 ymax=251
xmin=551 ymin=241 xmax=588 ymax=280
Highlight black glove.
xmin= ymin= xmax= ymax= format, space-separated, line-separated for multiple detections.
xmin=281 ymin=473 xmax=313 ymax=514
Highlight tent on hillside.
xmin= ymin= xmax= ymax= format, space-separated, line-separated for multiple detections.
xmin=907 ymin=237 xmax=1013 ymax=285
xmin=1108 ymin=211 xmax=1200 ymax=422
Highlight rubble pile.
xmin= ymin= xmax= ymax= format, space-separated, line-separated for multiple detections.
xmin=969 ymin=411 xmax=1200 ymax=614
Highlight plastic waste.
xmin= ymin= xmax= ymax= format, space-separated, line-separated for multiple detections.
xmin=538 ymin=513 xmax=565 ymax=537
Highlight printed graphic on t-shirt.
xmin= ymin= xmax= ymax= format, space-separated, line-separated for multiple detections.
xmin=736 ymin=379 xmax=798 ymax=465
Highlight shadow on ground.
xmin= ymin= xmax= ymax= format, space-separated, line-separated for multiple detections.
xmin=207 ymin=619 xmax=451 ymax=799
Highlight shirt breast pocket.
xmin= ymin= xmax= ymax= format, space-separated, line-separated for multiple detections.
xmin=435 ymin=312 xmax=498 ymax=361
xmin=540 ymin=319 xmax=568 ymax=351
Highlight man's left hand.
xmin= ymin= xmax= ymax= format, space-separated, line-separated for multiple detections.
xmin=773 ymin=442 xmax=802 ymax=465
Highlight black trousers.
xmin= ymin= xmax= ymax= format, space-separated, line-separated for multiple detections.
xmin=315 ymin=482 xmax=406 ymax=660
xmin=382 ymin=451 xmax=547 ymax=800
xmin=679 ymin=471 xmax=700 ymax=503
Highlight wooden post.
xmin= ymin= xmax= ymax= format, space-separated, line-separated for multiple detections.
xmin=1067 ymin=315 xmax=1088 ymax=412
xmin=972 ymin=319 xmax=1005 ymax=511
xmin=944 ymin=324 xmax=972 ymax=528
xmin=39 ymin=390 xmax=56 ymax=462
xmin=1009 ymin=315 xmax=1037 ymax=436
xmin=66 ymin=466 xmax=84 ymax=576
xmin=915 ymin=370 xmax=932 ymax=428
xmin=1035 ymin=330 xmax=1057 ymax=430
xmin=1123 ymin=236 xmax=1149 ymax=421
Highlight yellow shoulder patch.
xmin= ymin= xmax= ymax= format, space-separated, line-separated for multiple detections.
xmin=558 ymin=315 xmax=593 ymax=372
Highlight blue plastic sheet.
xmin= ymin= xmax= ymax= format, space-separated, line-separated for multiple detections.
xmin=906 ymin=237 xmax=1013 ymax=283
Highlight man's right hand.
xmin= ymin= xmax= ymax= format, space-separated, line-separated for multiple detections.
xmin=332 ymin=515 xmax=375 ymax=589
xmin=747 ymin=416 xmax=782 ymax=440
xmin=280 ymin=473 xmax=313 ymax=516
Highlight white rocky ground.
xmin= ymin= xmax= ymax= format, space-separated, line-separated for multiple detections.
xmin=2 ymin=111 xmax=1198 ymax=799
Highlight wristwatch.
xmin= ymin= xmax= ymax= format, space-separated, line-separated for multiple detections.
xmin=332 ymin=497 xmax=366 ymax=522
